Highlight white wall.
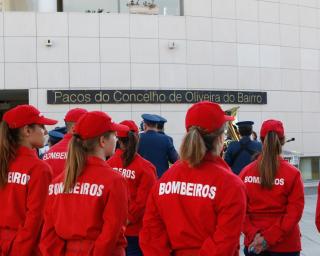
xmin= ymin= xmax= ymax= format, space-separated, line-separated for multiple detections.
xmin=1 ymin=0 xmax=320 ymax=155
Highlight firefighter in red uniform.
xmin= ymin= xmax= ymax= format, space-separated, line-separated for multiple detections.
xmin=107 ymin=120 xmax=157 ymax=256
xmin=0 ymin=105 xmax=57 ymax=256
xmin=316 ymin=182 xmax=320 ymax=232
xmin=43 ymin=108 xmax=88 ymax=179
xmin=40 ymin=111 xmax=129 ymax=256
xmin=239 ymin=119 xmax=304 ymax=256
xmin=139 ymin=101 xmax=247 ymax=256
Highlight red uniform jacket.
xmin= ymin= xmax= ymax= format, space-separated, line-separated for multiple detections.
xmin=107 ymin=149 xmax=157 ymax=236
xmin=239 ymin=157 xmax=304 ymax=252
xmin=43 ymin=134 xmax=72 ymax=179
xmin=316 ymin=182 xmax=320 ymax=232
xmin=139 ymin=154 xmax=246 ymax=256
xmin=0 ymin=146 xmax=52 ymax=256
xmin=40 ymin=156 xmax=128 ymax=256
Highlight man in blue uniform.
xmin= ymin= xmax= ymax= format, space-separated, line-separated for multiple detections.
xmin=224 ymin=121 xmax=262 ymax=175
xmin=138 ymin=114 xmax=179 ymax=178
xmin=153 ymin=114 xmax=174 ymax=144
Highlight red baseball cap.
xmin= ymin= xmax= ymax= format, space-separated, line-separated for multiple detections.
xmin=74 ymin=111 xmax=129 ymax=140
xmin=260 ymin=119 xmax=284 ymax=139
xmin=185 ymin=101 xmax=234 ymax=133
xmin=117 ymin=120 xmax=139 ymax=137
xmin=64 ymin=108 xmax=88 ymax=122
xmin=2 ymin=105 xmax=57 ymax=129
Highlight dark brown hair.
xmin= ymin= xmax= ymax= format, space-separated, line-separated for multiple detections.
xmin=258 ymin=132 xmax=285 ymax=189
xmin=0 ymin=121 xmax=20 ymax=187
xmin=118 ymin=131 xmax=139 ymax=167
xmin=63 ymin=132 xmax=113 ymax=192
xmin=180 ymin=125 xmax=225 ymax=168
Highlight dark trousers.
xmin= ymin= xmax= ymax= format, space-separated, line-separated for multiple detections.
xmin=126 ymin=236 xmax=142 ymax=256
xmin=244 ymin=247 xmax=300 ymax=256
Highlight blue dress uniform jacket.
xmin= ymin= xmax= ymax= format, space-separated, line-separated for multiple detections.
xmin=158 ymin=131 xmax=174 ymax=144
xmin=138 ymin=130 xmax=178 ymax=178
xmin=224 ymin=136 xmax=262 ymax=175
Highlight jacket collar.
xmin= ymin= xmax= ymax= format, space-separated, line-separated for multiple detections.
xmin=64 ymin=133 xmax=73 ymax=140
xmin=86 ymin=155 xmax=108 ymax=167
xmin=203 ymin=152 xmax=230 ymax=170
xmin=16 ymin=145 xmax=38 ymax=158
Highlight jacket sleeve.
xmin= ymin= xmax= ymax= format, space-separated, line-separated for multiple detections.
xmin=238 ymin=171 xmax=260 ymax=243
xmin=224 ymin=145 xmax=233 ymax=167
xmin=167 ymin=139 xmax=179 ymax=164
xmin=261 ymin=171 xmax=305 ymax=247
xmin=39 ymin=195 xmax=65 ymax=256
xmin=200 ymin=178 xmax=247 ymax=256
xmin=315 ymin=182 xmax=320 ymax=232
xmin=93 ymin=176 xmax=128 ymax=255
xmin=139 ymin=185 xmax=171 ymax=256
xmin=128 ymin=165 xmax=157 ymax=224
xmin=10 ymin=163 xmax=52 ymax=256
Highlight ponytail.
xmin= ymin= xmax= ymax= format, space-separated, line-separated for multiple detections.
xmin=63 ymin=135 xmax=86 ymax=193
xmin=119 ymin=131 xmax=138 ymax=167
xmin=258 ymin=132 xmax=284 ymax=189
xmin=63 ymin=132 xmax=113 ymax=193
xmin=0 ymin=121 xmax=19 ymax=187
xmin=180 ymin=125 xmax=225 ymax=168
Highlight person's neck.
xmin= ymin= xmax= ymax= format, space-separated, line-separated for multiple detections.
xmin=88 ymin=150 xmax=106 ymax=161
xmin=19 ymin=141 xmax=33 ymax=149
xmin=145 ymin=127 xmax=158 ymax=132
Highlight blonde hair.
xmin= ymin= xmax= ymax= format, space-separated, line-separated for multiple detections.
xmin=180 ymin=125 xmax=225 ymax=168
xmin=63 ymin=132 xmax=113 ymax=192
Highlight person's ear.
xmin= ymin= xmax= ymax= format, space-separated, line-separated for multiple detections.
xmin=99 ymin=135 xmax=106 ymax=148
xmin=218 ymin=133 xmax=225 ymax=144
xmin=20 ymin=125 xmax=32 ymax=137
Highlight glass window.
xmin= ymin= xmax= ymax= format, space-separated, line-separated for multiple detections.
xmin=3 ymin=0 xmax=37 ymax=11
xmin=123 ymin=0 xmax=181 ymax=15
xmin=158 ymin=0 xmax=181 ymax=16
xmin=2 ymin=0 xmax=183 ymax=15
xmin=300 ymin=157 xmax=320 ymax=181
xmin=63 ymin=0 xmax=118 ymax=12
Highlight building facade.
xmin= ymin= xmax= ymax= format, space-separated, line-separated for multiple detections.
xmin=0 ymin=0 xmax=320 ymax=180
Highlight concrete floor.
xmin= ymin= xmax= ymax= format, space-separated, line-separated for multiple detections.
xmin=300 ymin=194 xmax=320 ymax=256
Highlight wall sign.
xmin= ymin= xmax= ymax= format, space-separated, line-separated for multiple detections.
xmin=47 ymin=90 xmax=267 ymax=105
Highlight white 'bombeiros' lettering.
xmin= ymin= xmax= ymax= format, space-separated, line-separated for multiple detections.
xmin=43 ymin=152 xmax=68 ymax=160
xmin=113 ymin=167 xmax=135 ymax=180
xmin=244 ymin=176 xmax=285 ymax=186
xmin=48 ymin=182 xmax=104 ymax=197
xmin=7 ymin=171 xmax=30 ymax=185
xmin=159 ymin=181 xmax=217 ymax=200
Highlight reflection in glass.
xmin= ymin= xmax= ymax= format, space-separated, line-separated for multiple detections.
xmin=2 ymin=0 xmax=182 ymax=16
xmin=3 ymin=0 xmax=37 ymax=11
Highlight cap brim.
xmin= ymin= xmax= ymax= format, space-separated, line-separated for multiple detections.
xmin=110 ymin=123 xmax=130 ymax=133
xmin=224 ymin=115 xmax=235 ymax=122
xmin=37 ymin=116 xmax=58 ymax=126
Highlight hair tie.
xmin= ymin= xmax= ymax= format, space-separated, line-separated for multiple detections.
xmin=73 ymin=133 xmax=83 ymax=141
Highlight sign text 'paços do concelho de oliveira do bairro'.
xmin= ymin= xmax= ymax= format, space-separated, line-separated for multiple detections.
xmin=47 ymin=90 xmax=267 ymax=105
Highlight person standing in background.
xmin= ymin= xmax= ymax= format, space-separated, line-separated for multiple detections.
xmin=240 ymin=119 xmax=304 ymax=256
xmin=138 ymin=114 xmax=178 ymax=178
xmin=40 ymin=111 xmax=129 ymax=256
xmin=0 ymin=105 xmax=57 ymax=255
xmin=140 ymin=101 xmax=246 ymax=256
xmin=43 ymin=108 xmax=87 ymax=179
xmin=153 ymin=114 xmax=174 ymax=144
xmin=107 ymin=120 xmax=157 ymax=256
xmin=225 ymin=121 xmax=262 ymax=175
